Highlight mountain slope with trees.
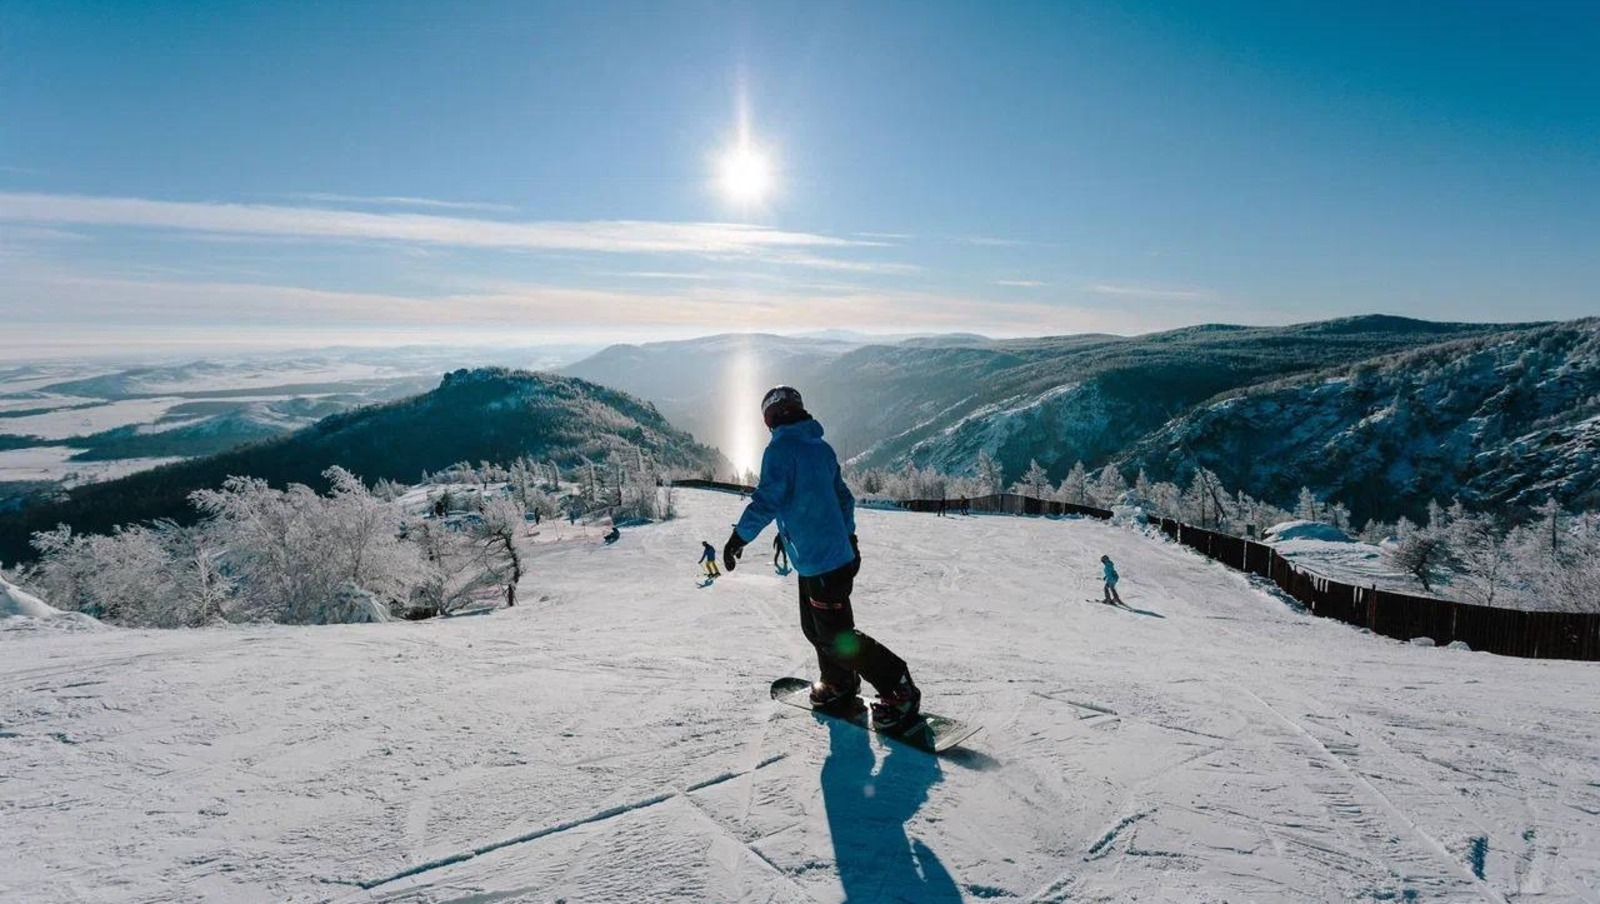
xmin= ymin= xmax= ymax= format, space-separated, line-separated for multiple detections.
xmin=1116 ymin=319 xmax=1600 ymax=523
xmin=563 ymin=317 xmax=1538 ymax=506
xmin=0 ymin=369 xmax=722 ymax=565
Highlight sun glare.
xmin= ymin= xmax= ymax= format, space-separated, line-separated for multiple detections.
xmin=718 ymin=144 xmax=773 ymax=205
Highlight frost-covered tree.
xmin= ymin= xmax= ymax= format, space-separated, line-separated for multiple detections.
xmin=1358 ymin=518 xmax=1396 ymax=545
xmin=1014 ymin=460 xmax=1050 ymax=499
xmin=1447 ymin=507 xmax=1511 ymax=607
xmin=1132 ymin=469 xmax=1153 ymax=507
xmin=1183 ymin=468 xmax=1229 ymax=528
xmin=191 ymin=468 xmax=426 ymax=624
xmin=1091 ymin=465 xmax=1128 ymax=507
xmin=974 ymin=451 xmax=1005 ymax=496
xmin=1056 ymin=461 xmax=1089 ymax=505
xmin=1297 ymin=487 xmax=1320 ymax=522
xmin=1518 ymin=512 xmax=1600 ymax=613
xmin=27 ymin=524 xmax=177 ymax=625
xmin=1385 ymin=516 xmax=1452 ymax=594
xmin=23 ymin=519 xmax=232 ymax=627
xmin=853 ymin=467 xmax=884 ymax=495
xmin=474 ymin=496 xmax=526 ymax=608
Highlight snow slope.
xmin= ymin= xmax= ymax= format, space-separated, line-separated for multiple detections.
xmin=2 ymin=489 xmax=1597 ymax=903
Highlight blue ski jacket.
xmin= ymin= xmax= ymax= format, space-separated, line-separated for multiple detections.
xmin=1103 ymin=559 xmax=1119 ymax=583
xmin=734 ymin=418 xmax=856 ymax=577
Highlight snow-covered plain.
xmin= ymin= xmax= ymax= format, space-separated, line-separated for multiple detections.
xmin=0 ymin=397 xmax=197 ymax=441
xmin=0 ymin=445 xmax=186 ymax=485
xmin=2 ymin=489 xmax=1598 ymax=903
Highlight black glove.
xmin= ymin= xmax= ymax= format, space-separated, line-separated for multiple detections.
xmin=723 ymin=528 xmax=747 ymax=572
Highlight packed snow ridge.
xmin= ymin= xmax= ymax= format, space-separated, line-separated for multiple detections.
xmin=2 ymin=489 xmax=1597 ymax=902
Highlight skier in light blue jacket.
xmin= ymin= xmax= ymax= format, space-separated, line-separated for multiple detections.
xmin=1101 ymin=554 xmax=1124 ymax=605
xmin=722 ymin=386 xmax=921 ymax=727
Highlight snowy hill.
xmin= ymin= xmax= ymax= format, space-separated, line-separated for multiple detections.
xmin=0 ymin=369 xmax=723 ymax=565
xmin=0 ymin=348 xmax=598 ymax=502
xmin=1120 ymin=319 xmax=1600 ymax=522
xmin=2 ymin=489 xmax=1595 ymax=902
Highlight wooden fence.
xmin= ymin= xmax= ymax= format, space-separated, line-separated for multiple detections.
xmin=673 ymin=480 xmax=1600 ymax=662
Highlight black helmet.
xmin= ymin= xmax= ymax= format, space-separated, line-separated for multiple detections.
xmin=761 ymin=385 xmax=802 ymax=412
xmin=761 ymin=385 xmax=806 ymax=427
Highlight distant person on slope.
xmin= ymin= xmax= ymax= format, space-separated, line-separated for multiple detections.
xmin=700 ymin=541 xmax=721 ymax=578
xmin=723 ymin=386 xmax=922 ymax=727
xmin=773 ymin=532 xmax=790 ymax=571
xmin=1101 ymin=554 xmax=1123 ymax=605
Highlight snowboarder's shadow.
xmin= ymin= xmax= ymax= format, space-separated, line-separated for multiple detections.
xmin=816 ymin=715 xmax=961 ymax=903
xmin=696 ymin=576 xmax=717 ymax=589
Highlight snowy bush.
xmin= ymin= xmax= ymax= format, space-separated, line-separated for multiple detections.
xmin=17 ymin=451 xmax=774 ymax=626
xmin=191 ymin=467 xmax=429 ymax=624
xmin=25 ymin=522 xmax=208 ymax=627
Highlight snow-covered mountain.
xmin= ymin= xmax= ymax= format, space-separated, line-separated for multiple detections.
xmin=3 ymin=488 xmax=1595 ymax=902
xmin=1119 ymin=319 xmax=1600 ymax=522
xmin=0 ymin=369 xmax=723 ymax=565
xmin=562 ymin=318 xmax=1535 ymax=504
xmin=561 ymin=332 xmax=871 ymax=452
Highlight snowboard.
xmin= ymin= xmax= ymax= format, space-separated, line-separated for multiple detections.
xmin=769 ymin=676 xmax=980 ymax=754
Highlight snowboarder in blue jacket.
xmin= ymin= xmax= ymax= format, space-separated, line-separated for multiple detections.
xmin=723 ymin=386 xmax=921 ymax=727
xmin=700 ymin=541 xmax=720 ymax=577
xmin=1101 ymin=554 xmax=1123 ymax=604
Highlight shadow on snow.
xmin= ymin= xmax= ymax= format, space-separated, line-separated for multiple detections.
xmin=818 ymin=714 xmax=961 ymax=903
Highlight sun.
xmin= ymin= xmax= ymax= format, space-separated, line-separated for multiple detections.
xmin=718 ymin=144 xmax=773 ymax=205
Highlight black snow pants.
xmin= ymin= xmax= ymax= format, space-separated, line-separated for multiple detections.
xmin=797 ymin=557 xmax=910 ymax=695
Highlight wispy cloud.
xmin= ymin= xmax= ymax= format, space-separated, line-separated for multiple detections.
xmin=617 ymin=271 xmax=717 ymax=280
xmin=5 ymin=267 xmax=1125 ymax=338
xmin=957 ymin=235 xmax=1032 ymax=247
xmin=1088 ymin=283 xmax=1212 ymax=301
xmin=996 ymin=279 xmax=1046 ymax=288
xmin=284 ymin=192 xmax=519 ymax=213
xmin=0 ymin=225 xmax=86 ymax=242
xmin=0 ymin=192 xmax=867 ymax=256
xmin=753 ymin=251 xmax=922 ymax=275
xmin=854 ymin=231 xmax=913 ymax=240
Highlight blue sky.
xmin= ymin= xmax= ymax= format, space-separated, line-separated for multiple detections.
xmin=2 ymin=1 xmax=1596 ymax=354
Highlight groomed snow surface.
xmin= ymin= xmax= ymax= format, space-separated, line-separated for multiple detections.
xmin=3 ymin=489 xmax=1597 ymax=903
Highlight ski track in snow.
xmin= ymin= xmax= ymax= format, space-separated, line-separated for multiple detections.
xmin=2 ymin=489 xmax=1599 ymax=903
